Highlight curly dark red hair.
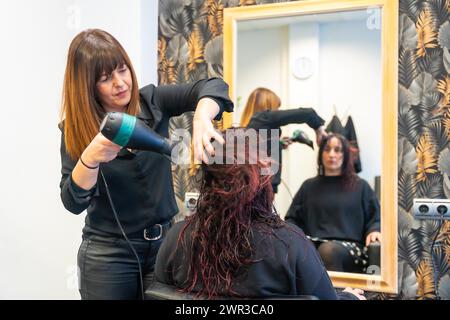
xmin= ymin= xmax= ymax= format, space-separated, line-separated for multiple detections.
xmin=179 ymin=128 xmax=285 ymax=299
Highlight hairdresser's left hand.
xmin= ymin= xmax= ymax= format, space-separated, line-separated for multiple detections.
xmin=365 ymin=231 xmax=382 ymax=247
xmin=193 ymin=98 xmax=225 ymax=164
xmin=315 ymin=125 xmax=328 ymax=146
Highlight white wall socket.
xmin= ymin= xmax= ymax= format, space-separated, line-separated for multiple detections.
xmin=184 ymin=192 xmax=200 ymax=213
xmin=413 ymin=198 xmax=450 ymax=220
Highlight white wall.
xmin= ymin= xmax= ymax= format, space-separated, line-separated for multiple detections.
xmin=0 ymin=0 xmax=158 ymax=299
xmin=278 ymin=23 xmax=321 ymax=217
xmin=235 ymin=27 xmax=288 ymax=125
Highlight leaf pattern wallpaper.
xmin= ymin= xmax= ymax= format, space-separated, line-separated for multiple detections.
xmin=398 ymin=0 xmax=450 ymax=300
xmin=159 ymin=0 xmax=450 ymax=299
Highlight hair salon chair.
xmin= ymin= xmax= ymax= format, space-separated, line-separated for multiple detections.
xmin=367 ymin=241 xmax=381 ymax=271
xmin=145 ymin=281 xmax=318 ymax=300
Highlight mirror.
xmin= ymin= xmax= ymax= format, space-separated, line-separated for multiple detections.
xmin=223 ymin=0 xmax=398 ymax=293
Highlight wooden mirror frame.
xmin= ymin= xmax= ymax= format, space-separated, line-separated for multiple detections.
xmin=223 ymin=0 xmax=398 ymax=293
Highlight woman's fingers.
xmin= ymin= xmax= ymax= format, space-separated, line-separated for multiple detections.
xmin=344 ymin=287 xmax=366 ymax=300
xmin=88 ymin=133 xmax=122 ymax=163
xmin=193 ymin=124 xmax=224 ymax=164
xmin=365 ymin=236 xmax=370 ymax=247
xmin=202 ymin=134 xmax=216 ymax=156
xmin=97 ymin=133 xmax=121 ymax=148
xmin=316 ymin=127 xmax=328 ymax=146
xmin=375 ymin=233 xmax=382 ymax=242
xmin=365 ymin=232 xmax=382 ymax=246
xmin=193 ymin=137 xmax=204 ymax=164
xmin=210 ymin=129 xmax=225 ymax=145
xmin=203 ymin=130 xmax=225 ymax=155
xmin=353 ymin=288 xmax=365 ymax=295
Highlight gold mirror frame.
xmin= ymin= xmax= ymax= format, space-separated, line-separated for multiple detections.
xmin=223 ymin=0 xmax=398 ymax=294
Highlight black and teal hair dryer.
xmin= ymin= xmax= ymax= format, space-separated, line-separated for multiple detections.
xmin=291 ymin=129 xmax=314 ymax=149
xmin=100 ymin=112 xmax=175 ymax=156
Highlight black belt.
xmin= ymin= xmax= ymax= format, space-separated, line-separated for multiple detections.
xmin=129 ymin=221 xmax=172 ymax=241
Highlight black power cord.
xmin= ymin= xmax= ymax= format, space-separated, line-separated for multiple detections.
xmin=430 ymin=220 xmax=443 ymax=300
xmin=280 ymin=179 xmax=294 ymax=200
xmin=100 ymin=169 xmax=145 ymax=300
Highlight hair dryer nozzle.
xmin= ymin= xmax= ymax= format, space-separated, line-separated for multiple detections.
xmin=291 ymin=129 xmax=314 ymax=150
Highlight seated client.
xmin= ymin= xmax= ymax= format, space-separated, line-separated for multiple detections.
xmin=285 ymin=134 xmax=381 ymax=273
xmin=154 ymin=129 xmax=364 ymax=300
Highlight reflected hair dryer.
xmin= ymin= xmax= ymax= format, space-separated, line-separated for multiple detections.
xmin=291 ymin=129 xmax=314 ymax=149
xmin=100 ymin=112 xmax=176 ymax=156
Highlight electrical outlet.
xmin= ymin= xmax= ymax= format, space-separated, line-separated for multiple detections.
xmin=436 ymin=200 xmax=450 ymax=219
xmin=413 ymin=199 xmax=435 ymax=219
xmin=184 ymin=192 xmax=199 ymax=213
xmin=413 ymin=199 xmax=450 ymax=220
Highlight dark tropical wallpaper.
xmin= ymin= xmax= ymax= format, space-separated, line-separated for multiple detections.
xmin=158 ymin=0 xmax=450 ymax=299
xmin=397 ymin=0 xmax=450 ymax=300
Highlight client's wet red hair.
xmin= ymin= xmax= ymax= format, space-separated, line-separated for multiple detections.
xmin=179 ymin=128 xmax=284 ymax=299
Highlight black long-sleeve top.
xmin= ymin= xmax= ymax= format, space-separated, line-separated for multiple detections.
xmin=246 ymin=108 xmax=325 ymax=193
xmin=155 ymin=221 xmax=358 ymax=300
xmin=59 ymin=78 xmax=233 ymax=237
xmin=285 ymin=176 xmax=380 ymax=244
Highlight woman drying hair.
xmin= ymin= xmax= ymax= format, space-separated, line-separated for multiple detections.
xmin=155 ymin=128 xmax=365 ymax=300
xmin=240 ymin=87 xmax=328 ymax=193
xmin=59 ymin=29 xmax=232 ymax=300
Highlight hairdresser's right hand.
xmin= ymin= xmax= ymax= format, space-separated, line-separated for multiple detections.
xmin=343 ymin=287 xmax=366 ymax=300
xmin=81 ymin=133 xmax=122 ymax=167
xmin=280 ymin=136 xmax=293 ymax=150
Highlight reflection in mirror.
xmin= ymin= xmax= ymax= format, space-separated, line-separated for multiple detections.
xmin=224 ymin=0 xmax=398 ymax=292
xmin=233 ymin=9 xmax=382 ymax=275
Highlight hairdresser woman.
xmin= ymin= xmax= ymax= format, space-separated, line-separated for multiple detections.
xmin=241 ymin=88 xmax=327 ymax=193
xmin=59 ymin=29 xmax=233 ymax=300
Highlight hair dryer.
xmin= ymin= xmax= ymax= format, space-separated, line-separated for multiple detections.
xmin=100 ymin=112 xmax=176 ymax=156
xmin=291 ymin=129 xmax=314 ymax=149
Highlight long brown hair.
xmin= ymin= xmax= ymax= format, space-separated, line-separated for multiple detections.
xmin=240 ymin=88 xmax=281 ymax=127
xmin=318 ymin=133 xmax=358 ymax=190
xmin=179 ymin=128 xmax=285 ymax=299
xmin=60 ymin=29 xmax=140 ymax=160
